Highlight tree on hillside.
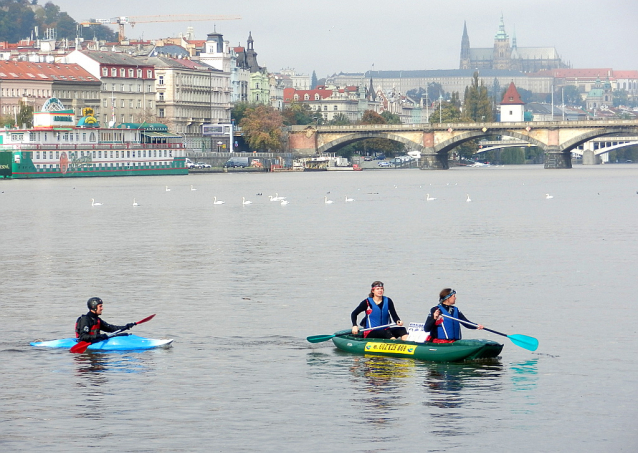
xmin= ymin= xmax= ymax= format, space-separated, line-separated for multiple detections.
xmin=562 ymin=85 xmax=583 ymax=106
xmin=239 ymin=104 xmax=284 ymax=151
xmin=231 ymin=102 xmax=257 ymax=125
xmin=282 ymin=101 xmax=322 ymax=126
xmin=463 ymin=72 xmax=493 ymax=122
xmin=429 ymin=92 xmax=462 ymax=123
xmin=380 ymin=111 xmax=401 ymax=124
xmin=328 ymin=112 xmax=350 ymax=126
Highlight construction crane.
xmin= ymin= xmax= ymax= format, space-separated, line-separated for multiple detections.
xmin=80 ymin=14 xmax=241 ymax=43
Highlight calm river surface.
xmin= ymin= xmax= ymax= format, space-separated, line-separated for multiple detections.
xmin=1 ymin=165 xmax=637 ymax=452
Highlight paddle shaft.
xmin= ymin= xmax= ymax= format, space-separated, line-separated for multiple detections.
xmin=438 ymin=313 xmax=539 ymax=351
xmin=70 ymin=314 xmax=156 ymax=353
xmin=306 ymin=323 xmax=397 ymax=343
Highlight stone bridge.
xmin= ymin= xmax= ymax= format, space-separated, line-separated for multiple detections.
xmin=286 ymin=120 xmax=638 ymax=169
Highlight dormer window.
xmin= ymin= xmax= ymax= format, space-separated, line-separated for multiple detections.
xmin=304 ymin=94 xmax=310 ymax=100
xmin=315 ymin=94 xmax=320 ymax=100
xmin=293 ymin=94 xmax=299 ymax=101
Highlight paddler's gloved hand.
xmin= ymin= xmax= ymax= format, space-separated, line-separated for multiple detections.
xmin=124 ymin=323 xmax=136 ymax=330
xmin=93 ymin=334 xmax=109 ymax=343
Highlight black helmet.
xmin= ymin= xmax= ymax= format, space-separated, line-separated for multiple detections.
xmin=87 ymin=297 xmax=103 ymax=311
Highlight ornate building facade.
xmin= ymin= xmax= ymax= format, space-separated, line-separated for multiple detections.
xmin=460 ymin=16 xmax=568 ymax=73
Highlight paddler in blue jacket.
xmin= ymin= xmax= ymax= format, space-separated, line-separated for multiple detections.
xmin=351 ymin=281 xmax=409 ymax=340
xmin=424 ymin=288 xmax=483 ymax=343
xmin=76 ymin=297 xmax=135 ymax=343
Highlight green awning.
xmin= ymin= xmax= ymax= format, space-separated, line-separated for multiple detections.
xmin=142 ymin=132 xmax=181 ymax=138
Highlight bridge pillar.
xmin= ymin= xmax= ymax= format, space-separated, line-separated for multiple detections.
xmin=582 ymin=150 xmax=597 ymax=165
xmin=420 ymin=150 xmax=449 ymax=170
xmin=544 ymin=147 xmax=572 ymax=169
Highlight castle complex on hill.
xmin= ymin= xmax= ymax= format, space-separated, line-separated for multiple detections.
xmin=460 ymin=16 xmax=569 ymax=72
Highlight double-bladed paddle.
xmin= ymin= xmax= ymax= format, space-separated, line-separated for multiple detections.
xmin=440 ymin=313 xmax=538 ymax=351
xmin=307 ymin=323 xmax=397 ymax=343
xmin=70 ymin=314 xmax=156 ymax=353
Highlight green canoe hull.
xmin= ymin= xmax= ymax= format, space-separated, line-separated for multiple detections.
xmin=331 ymin=332 xmax=503 ymax=362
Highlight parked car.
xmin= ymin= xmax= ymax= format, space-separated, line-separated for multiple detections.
xmin=224 ymin=157 xmax=250 ymax=168
xmin=363 ymin=156 xmax=373 ymax=161
xmin=375 ymin=154 xmax=386 ymax=160
xmin=378 ymin=161 xmax=391 ymax=167
xmin=196 ymin=162 xmax=212 ymax=168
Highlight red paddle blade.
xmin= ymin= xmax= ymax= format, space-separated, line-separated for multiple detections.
xmin=136 ymin=314 xmax=156 ymax=325
xmin=70 ymin=341 xmax=91 ymax=354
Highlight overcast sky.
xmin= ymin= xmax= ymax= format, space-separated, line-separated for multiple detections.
xmin=53 ymin=0 xmax=637 ymax=77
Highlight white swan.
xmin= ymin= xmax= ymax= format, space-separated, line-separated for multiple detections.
xmin=191 ymin=185 xmax=197 ymax=191
xmin=545 ymin=193 xmax=554 ymax=199
xmin=213 ymin=197 xmax=225 ymax=205
xmin=165 ymin=186 xmax=171 ymax=192
xmin=466 ymin=194 xmax=472 ymax=202
xmin=133 ymin=198 xmax=138 ymax=206
xmin=426 ymin=194 xmax=436 ymax=201
xmin=324 ymin=196 xmax=334 ymax=204
xmin=91 ymin=198 xmax=103 ymax=206
xmin=280 ymin=199 xmax=289 ymax=205
xmin=242 ymin=197 xmax=252 ymax=205
xmin=270 ymin=193 xmax=286 ymax=201
xmin=345 ymin=196 xmax=354 ymax=202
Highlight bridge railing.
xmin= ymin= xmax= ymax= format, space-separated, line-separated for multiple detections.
xmin=289 ymin=119 xmax=638 ymax=132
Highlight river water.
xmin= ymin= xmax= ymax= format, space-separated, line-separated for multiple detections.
xmin=1 ymin=165 xmax=637 ymax=452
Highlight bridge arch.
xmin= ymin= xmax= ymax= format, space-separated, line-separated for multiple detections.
xmin=431 ymin=129 xmax=545 ymax=155
xmin=316 ymin=132 xmax=426 ymax=154
xmin=559 ymin=126 xmax=638 ymax=152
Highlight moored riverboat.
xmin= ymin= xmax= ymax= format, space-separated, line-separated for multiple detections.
xmin=331 ymin=330 xmax=503 ymax=362
xmin=0 ymin=98 xmax=187 ymax=179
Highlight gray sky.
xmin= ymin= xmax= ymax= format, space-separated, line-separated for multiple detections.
xmin=53 ymin=0 xmax=638 ymax=77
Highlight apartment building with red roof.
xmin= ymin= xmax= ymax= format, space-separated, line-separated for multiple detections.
xmin=0 ymin=60 xmax=101 ymax=121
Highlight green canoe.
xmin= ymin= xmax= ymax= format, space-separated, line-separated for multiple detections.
xmin=331 ymin=331 xmax=503 ymax=362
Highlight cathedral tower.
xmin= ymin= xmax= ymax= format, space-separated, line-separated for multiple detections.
xmin=492 ymin=15 xmax=511 ymax=70
xmin=460 ymin=21 xmax=471 ymax=69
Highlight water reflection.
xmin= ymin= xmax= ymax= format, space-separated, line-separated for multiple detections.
xmin=73 ymin=352 xmax=149 ymax=383
xmin=421 ymin=360 xmax=504 ymax=436
xmin=349 ymin=356 xmax=415 ymax=425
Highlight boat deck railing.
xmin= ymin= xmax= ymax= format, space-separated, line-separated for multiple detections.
xmin=13 ymin=143 xmax=185 ymax=150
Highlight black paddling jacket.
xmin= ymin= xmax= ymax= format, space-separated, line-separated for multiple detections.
xmin=75 ymin=311 xmax=125 ymax=343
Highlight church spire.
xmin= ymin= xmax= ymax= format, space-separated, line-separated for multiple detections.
xmin=495 ymin=14 xmax=508 ymax=41
xmin=460 ymin=21 xmax=471 ymax=69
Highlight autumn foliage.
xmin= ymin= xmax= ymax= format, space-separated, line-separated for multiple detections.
xmin=239 ymin=104 xmax=285 ymax=151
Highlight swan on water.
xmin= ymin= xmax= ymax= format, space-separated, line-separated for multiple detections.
xmin=91 ymin=198 xmax=103 ymax=206
xmin=466 ymin=194 xmax=472 ymax=202
xmin=324 ymin=196 xmax=334 ymax=204
xmin=213 ymin=197 xmax=225 ymax=205
xmin=280 ymin=200 xmax=289 ymax=205
xmin=270 ymin=193 xmax=286 ymax=201
xmin=345 ymin=196 xmax=354 ymax=202
xmin=426 ymin=194 xmax=436 ymax=201
xmin=165 ymin=186 xmax=171 ymax=192
xmin=191 ymin=185 xmax=197 ymax=191
xmin=545 ymin=194 xmax=554 ymax=199
xmin=133 ymin=199 xmax=139 ymax=206
xmin=242 ymin=197 xmax=252 ymax=205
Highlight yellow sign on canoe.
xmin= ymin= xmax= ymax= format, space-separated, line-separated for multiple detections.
xmin=364 ymin=342 xmax=416 ymax=355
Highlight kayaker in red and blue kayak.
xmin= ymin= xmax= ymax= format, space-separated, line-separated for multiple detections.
xmin=424 ymin=288 xmax=483 ymax=343
xmin=75 ymin=297 xmax=136 ymax=344
xmin=350 ymin=281 xmax=409 ymax=340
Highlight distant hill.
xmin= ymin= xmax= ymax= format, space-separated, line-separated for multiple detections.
xmin=0 ymin=0 xmax=115 ymax=42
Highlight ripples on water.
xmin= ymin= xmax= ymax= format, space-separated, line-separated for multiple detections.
xmin=2 ymin=166 xmax=638 ymax=451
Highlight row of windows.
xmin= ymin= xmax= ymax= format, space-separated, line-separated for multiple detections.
xmin=102 ymin=83 xmax=153 ymax=93
xmin=102 ymin=67 xmax=153 ymax=79
xmin=35 ymin=149 xmax=173 ymax=160
xmin=1 ymin=88 xmax=99 ymax=99
xmin=36 ymin=161 xmax=173 ymax=170
xmin=103 ymin=99 xmax=154 ymax=109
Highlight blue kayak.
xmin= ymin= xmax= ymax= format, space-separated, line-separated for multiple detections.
xmin=31 ymin=334 xmax=173 ymax=351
